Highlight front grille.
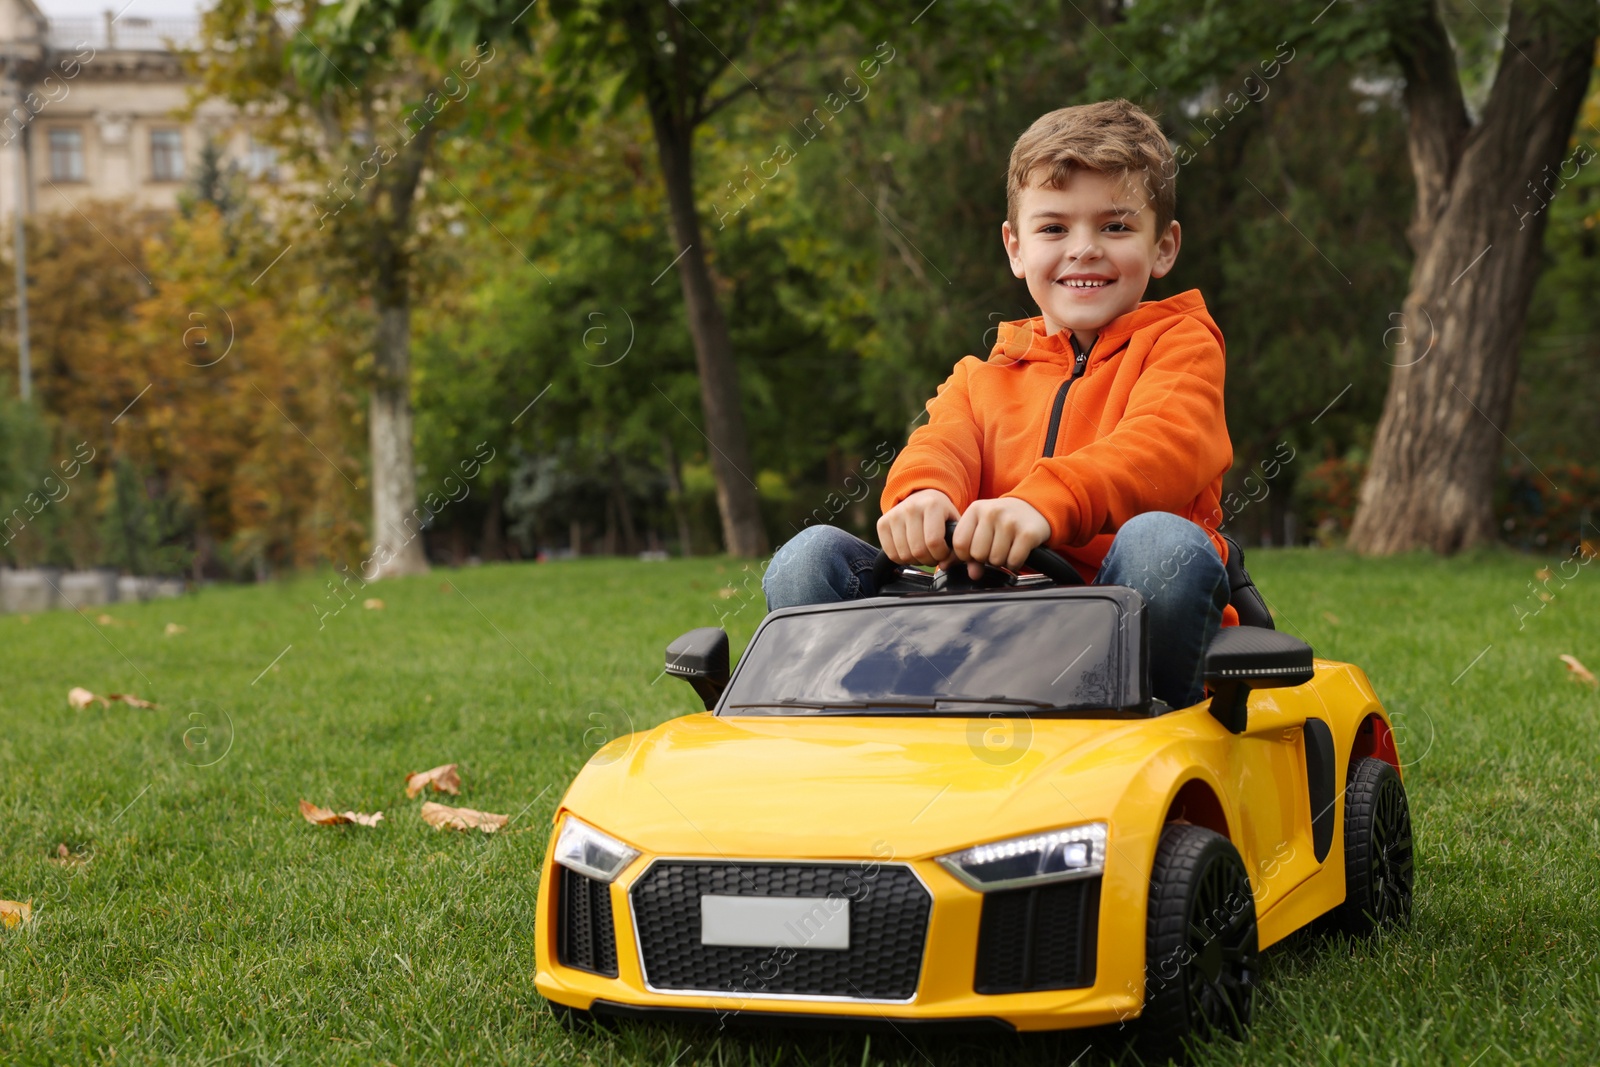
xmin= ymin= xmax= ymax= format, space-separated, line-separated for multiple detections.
xmin=630 ymin=861 xmax=931 ymax=999
xmin=557 ymin=866 xmax=619 ymax=977
xmin=974 ymin=878 xmax=1099 ymax=994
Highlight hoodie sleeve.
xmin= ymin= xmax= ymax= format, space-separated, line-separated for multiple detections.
xmin=1003 ymin=318 xmax=1231 ymax=546
xmin=881 ymin=356 xmax=984 ymax=514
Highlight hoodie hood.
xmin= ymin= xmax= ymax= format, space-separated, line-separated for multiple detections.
xmin=990 ymin=289 xmax=1220 ymax=368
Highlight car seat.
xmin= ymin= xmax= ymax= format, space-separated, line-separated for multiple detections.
xmin=1221 ymin=535 xmax=1274 ymax=630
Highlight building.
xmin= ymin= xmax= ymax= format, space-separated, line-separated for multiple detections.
xmin=0 ymin=0 xmax=258 ymax=220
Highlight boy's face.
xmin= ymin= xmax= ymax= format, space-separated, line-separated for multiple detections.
xmin=1001 ymin=168 xmax=1180 ymax=345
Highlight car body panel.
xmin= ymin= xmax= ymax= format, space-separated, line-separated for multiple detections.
xmin=535 ymin=652 xmax=1397 ymax=1031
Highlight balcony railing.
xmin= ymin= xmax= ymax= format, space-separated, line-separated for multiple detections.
xmin=45 ymin=14 xmax=203 ymax=52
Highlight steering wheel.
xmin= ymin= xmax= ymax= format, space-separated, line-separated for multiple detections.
xmin=870 ymin=519 xmax=1084 ymax=591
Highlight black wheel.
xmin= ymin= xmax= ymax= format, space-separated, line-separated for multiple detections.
xmin=1333 ymin=756 xmax=1414 ymax=936
xmin=1136 ymin=825 xmax=1259 ymax=1060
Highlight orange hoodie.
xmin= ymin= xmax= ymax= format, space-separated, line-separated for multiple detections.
xmin=882 ymin=289 xmax=1234 ymax=585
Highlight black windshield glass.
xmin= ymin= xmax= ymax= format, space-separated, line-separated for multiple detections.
xmin=722 ymin=596 xmax=1134 ymax=715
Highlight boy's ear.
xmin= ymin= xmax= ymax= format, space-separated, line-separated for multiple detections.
xmin=1001 ymin=220 xmax=1027 ymax=279
xmin=1150 ymin=220 xmax=1182 ymax=279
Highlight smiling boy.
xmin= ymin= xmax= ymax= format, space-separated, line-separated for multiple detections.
xmin=764 ymin=100 xmax=1235 ymax=708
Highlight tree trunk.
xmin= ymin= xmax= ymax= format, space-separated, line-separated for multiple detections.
xmin=603 ymin=492 xmax=618 ymax=556
xmin=648 ymin=113 xmax=769 ymax=558
xmin=1349 ymin=0 xmax=1598 ymax=555
xmin=661 ymin=433 xmax=694 ymax=557
xmin=481 ymin=482 xmax=504 ymax=561
xmin=369 ymin=304 xmax=429 ymax=576
xmin=363 ymin=122 xmax=433 ymax=579
xmin=610 ymin=455 xmax=639 ymax=556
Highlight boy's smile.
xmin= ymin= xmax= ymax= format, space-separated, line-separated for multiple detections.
xmin=1002 ymin=169 xmax=1181 ymax=351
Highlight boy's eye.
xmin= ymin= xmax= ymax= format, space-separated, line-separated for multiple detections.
xmin=1040 ymin=224 xmax=1066 ymax=234
xmin=1105 ymin=222 xmax=1130 ymax=232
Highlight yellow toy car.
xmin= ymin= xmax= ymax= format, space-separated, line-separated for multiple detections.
xmin=534 ymin=535 xmax=1413 ymax=1054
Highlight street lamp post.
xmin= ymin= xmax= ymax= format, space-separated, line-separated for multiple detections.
xmin=10 ymin=69 xmax=30 ymax=402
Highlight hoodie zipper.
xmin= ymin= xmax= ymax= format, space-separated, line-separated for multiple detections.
xmin=1042 ymin=338 xmax=1092 ymax=458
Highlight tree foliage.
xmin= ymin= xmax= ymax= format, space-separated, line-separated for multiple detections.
xmin=0 ymin=199 xmax=364 ymax=576
xmin=8 ymin=0 xmax=1598 ymax=573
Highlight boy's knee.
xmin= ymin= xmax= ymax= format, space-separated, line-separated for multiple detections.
xmin=1121 ymin=510 xmax=1204 ymax=544
xmin=763 ymin=525 xmax=845 ymax=605
xmin=1115 ymin=513 xmax=1209 ymax=560
xmin=767 ymin=525 xmax=830 ymax=580
xmin=1106 ymin=513 xmax=1221 ymax=588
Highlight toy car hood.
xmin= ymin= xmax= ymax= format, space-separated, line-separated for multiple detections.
xmin=559 ymin=710 xmax=1182 ymax=860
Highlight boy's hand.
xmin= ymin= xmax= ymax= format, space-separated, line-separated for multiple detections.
xmin=952 ymin=498 xmax=1052 ymax=579
xmin=877 ymin=489 xmax=960 ymax=566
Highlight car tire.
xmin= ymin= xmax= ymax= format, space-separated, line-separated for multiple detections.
xmin=1332 ymin=756 xmax=1414 ymax=937
xmin=1136 ymin=824 xmax=1258 ymax=1059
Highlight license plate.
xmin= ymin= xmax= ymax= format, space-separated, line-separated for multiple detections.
xmin=699 ymin=894 xmax=850 ymax=950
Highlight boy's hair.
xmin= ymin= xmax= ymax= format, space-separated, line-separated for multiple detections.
xmin=1006 ymin=99 xmax=1177 ymax=233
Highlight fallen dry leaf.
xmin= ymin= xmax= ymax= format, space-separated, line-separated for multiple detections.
xmin=165 ymin=622 xmax=186 ymax=636
xmin=1322 ymin=612 xmax=1341 ymax=626
xmin=717 ymin=587 xmax=737 ymax=599
xmin=299 ymin=799 xmax=384 ymax=828
xmin=1537 ymin=590 xmax=1554 ymax=603
xmin=1535 ymin=567 xmax=1553 ymax=581
xmin=1 ymin=900 xmax=32 ymax=929
xmin=1560 ymin=655 xmax=1598 ymax=688
xmin=70 ymin=688 xmax=160 ymax=710
xmin=405 ymin=763 xmax=461 ymax=799
xmin=95 ymin=613 xmax=115 ymax=626
xmin=48 ymin=844 xmax=89 ymax=868
xmin=420 ymin=801 xmax=508 ymax=834
xmin=68 ymin=687 xmax=107 ymax=709
xmin=363 ymin=598 xmax=385 ymax=611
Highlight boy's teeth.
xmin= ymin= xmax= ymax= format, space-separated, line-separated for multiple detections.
xmin=1063 ymin=279 xmax=1109 ymax=288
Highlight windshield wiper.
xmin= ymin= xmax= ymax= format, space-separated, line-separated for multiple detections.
xmin=724 ymin=695 xmax=1069 ymax=714
xmin=932 ymin=695 xmax=1062 ymax=709
xmin=725 ymin=698 xmax=939 ymax=712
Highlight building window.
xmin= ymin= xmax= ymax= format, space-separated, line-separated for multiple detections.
xmin=49 ymin=128 xmax=84 ymax=181
xmin=150 ymin=128 xmax=184 ymax=181
xmin=245 ymin=138 xmax=278 ymax=182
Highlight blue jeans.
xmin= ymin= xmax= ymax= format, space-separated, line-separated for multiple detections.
xmin=761 ymin=512 xmax=1230 ymax=708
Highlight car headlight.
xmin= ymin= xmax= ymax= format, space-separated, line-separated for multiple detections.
xmin=936 ymin=822 xmax=1107 ymax=891
xmin=553 ymin=815 xmax=640 ymax=883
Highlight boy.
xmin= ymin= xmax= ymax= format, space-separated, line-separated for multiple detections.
xmin=763 ymin=99 xmax=1234 ymax=709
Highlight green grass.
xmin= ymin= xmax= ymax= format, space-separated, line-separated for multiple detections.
xmin=1 ymin=550 xmax=1596 ymax=1065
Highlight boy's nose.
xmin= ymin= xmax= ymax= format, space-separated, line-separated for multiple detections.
xmin=1064 ymin=240 xmax=1102 ymax=266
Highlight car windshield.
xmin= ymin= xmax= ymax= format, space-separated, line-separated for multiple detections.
xmin=721 ymin=596 xmax=1131 ymax=716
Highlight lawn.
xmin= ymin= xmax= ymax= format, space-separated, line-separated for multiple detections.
xmin=1 ymin=549 xmax=1596 ymax=1065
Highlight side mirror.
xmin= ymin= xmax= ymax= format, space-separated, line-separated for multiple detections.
xmin=1202 ymin=626 xmax=1315 ymax=733
xmin=665 ymin=627 xmax=730 ymax=710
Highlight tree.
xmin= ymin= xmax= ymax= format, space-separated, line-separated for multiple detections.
xmin=125 ymin=205 xmax=368 ymax=577
xmin=594 ymin=0 xmax=784 ymax=557
xmin=0 ymin=193 xmax=365 ymax=577
xmin=1345 ymin=0 xmax=1599 ymax=553
xmin=195 ymin=0 xmax=478 ymax=575
xmin=350 ymin=0 xmax=878 ymax=557
xmin=408 ymin=82 xmax=705 ymax=557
